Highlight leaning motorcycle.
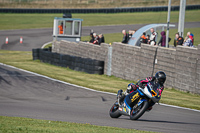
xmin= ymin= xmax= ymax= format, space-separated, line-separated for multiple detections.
xmin=109 ymin=81 xmax=161 ymax=120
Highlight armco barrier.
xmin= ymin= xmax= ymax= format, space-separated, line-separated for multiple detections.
xmin=32 ymin=48 xmax=104 ymax=75
xmin=1 ymin=5 xmax=199 ymax=13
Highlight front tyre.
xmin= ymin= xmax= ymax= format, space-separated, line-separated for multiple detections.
xmin=130 ymin=99 xmax=149 ymax=120
xmin=109 ymin=101 xmax=122 ymax=118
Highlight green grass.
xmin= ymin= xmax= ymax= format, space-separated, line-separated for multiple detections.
xmin=0 ymin=50 xmax=200 ymax=110
xmin=0 ymin=116 xmax=153 ymax=133
xmin=82 ymin=27 xmax=200 ymax=46
xmin=0 ymin=10 xmax=200 ymax=30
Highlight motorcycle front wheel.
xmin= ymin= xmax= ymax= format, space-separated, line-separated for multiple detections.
xmin=130 ymin=99 xmax=149 ymax=120
xmin=109 ymin=101 xmax=122 ymax=118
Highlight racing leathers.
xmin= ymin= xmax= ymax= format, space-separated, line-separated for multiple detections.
xmin=118 ymin=76 xmax=164 ymax=111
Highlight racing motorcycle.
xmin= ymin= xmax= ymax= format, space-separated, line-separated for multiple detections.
xmin=109 ymin=81 xmax=161 ymax=120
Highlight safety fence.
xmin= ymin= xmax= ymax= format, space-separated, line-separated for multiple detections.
xmin=0 ymin=5 xmax=200 ymax=13
xmin=32 ymin=48 xmax=104 ymax=75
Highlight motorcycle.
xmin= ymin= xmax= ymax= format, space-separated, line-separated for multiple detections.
xmin=109 ymin=81 xmax=161 ymax=120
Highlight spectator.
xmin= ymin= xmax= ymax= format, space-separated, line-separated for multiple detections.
xmin=127 ymin=30 xmax=132 ymax=42
xmin=121 ymin=30 xmax=128 ymax=44
xmin=92 ymin=33 xmax=99 ymax=45
xmin=186 ymin=31 xmax=191 ymax=38
xmin=189 ymin=33 xmax=194 ymax=45
xmin=140 ymin=32 xmax=147 ymax=43
xmin=98 ymin=34 xmax=105 ymax=45
xmin=58 ymin=22 xmax=63 ymax=34
xmin=174 ymin=33 xmax=184 ymax=47
xmin=149 ymin=28 xmax=157 ymax=45
xmin=146 ymin=35 xmax=150 ymax=44
xmin=185 ymin=32 xmax=194 ymax=45
xmin=183 ymin=36 xmax=194 ymax=47
xmin=89 ymin=32 xmax=94 ymax=43
xmin=157 ymin=31 xmax=166 ymax=47
xmin=184 ymin=32 xmax=190 ymax=43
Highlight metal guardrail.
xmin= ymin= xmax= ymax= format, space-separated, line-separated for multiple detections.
xmin=0 ymin=5 xmax=199 ymax=13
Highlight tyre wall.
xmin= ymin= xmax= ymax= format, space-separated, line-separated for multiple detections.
xmin=53 ymin=40 xmax=110 ymax=75
xmin=1 ymin=5 xmax=200 ymax=13
xmin=32 ymin=48 xmax=104 ymax=75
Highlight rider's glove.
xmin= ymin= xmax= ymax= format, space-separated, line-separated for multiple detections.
xmin=123 ymin=90 xmax=128 ymax=95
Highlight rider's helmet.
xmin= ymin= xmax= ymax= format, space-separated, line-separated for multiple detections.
xmin=155 ymin=71 xmax=166 ymax=85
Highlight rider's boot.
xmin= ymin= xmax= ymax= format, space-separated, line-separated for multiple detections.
xmin=117 ymin=89 xmax=125 ymax=106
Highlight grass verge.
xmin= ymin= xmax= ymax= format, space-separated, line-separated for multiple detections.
xmin=82 ymin=27 xmax=200 ymax=46
xmin=0 ymin=50 xmax=200 ymax=110
xmin=0 ymin=116 xmax=153 ymax=133
xmin=0 ymin=10 xmax=200 ymax=30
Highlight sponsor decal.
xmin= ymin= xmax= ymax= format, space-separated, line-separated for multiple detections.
xmin=119 ymin=108 xmax=122 ymax=111
xmin=131 ymin=92 xmax=140 ymax=102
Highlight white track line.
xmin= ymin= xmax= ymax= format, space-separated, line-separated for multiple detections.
xmin=0 ymin=62 xmax=200 ymax=113
xmin=41 ymin=41 xmax=52 ymax=49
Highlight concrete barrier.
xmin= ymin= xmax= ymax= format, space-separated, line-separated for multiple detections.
xmin=53 ymin=41 xmax=200 ymax=94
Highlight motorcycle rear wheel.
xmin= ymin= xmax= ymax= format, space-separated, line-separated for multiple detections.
xmin=109 ymin=101 xmax=122 ymax=118
xmin=130 ymin=100 xmax=149 ymax=120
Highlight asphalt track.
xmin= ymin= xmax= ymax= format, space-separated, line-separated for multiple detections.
xmin=0 ymin=22 xmax=200 ymax=51
xmin=0 ymin=63 xmax=200 ymax=133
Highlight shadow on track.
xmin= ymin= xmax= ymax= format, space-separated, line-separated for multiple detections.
xmin=138 ymin=119 xmax=200 ymax=126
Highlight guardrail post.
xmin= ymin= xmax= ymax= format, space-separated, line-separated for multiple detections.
xmin=107 ymin=46 xmax=112 ymax=76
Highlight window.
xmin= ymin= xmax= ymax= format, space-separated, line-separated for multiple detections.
xmin=74 ymin=21 xmax=80 ymax=35
xmin=58 ymin=21 xmax=64 ymax=35
xmin=65 ymin=21 xmax=73 ymax=35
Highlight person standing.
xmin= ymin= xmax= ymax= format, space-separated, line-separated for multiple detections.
xmin=89 ymin=32 xmax=94 ymax=43
xmin=58 ymin=22 xmax=64 ymax=34
xmin=174 ymin=33 xmax=184 ymax=47
xmin=149 ymin=28 xmax=157 ymax=45
xmin=189 ymin=33 xmax=194 ymax=45
xmin=92 ymin=33 xmax=99 ymax=45
xmin=98 ymin=34 xmax=105 ymax=45
xmin=127 ymin=30 xmax=132 ymax=42
xmin=157 ymin=31 xmax=166 ymax=47
xmin=183 ymin=36 xmax=194 ymax=47
xmin=140 ymin=32 xmax=147 ymax=43
xmin=121 ymin=30 xmax=128 ymax=44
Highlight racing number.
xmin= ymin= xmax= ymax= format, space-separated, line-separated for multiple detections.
xmin=131 ymin=92 xmax=140 ymax=102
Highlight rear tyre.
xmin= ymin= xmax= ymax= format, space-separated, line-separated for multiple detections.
xmin=109 ymin=101 xmax=121 ymax=118
xmin=130 ymin=99 xmax=149 ymax=120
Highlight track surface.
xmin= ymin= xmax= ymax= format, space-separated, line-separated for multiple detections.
xmin=0 ymin=64 xmax=200 ymax=133
xmin=0 ymin=22 xmax=200 ymax=51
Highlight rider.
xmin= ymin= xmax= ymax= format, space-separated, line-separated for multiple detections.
xmin=118 ymin=71 xmax=166 ymax=111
